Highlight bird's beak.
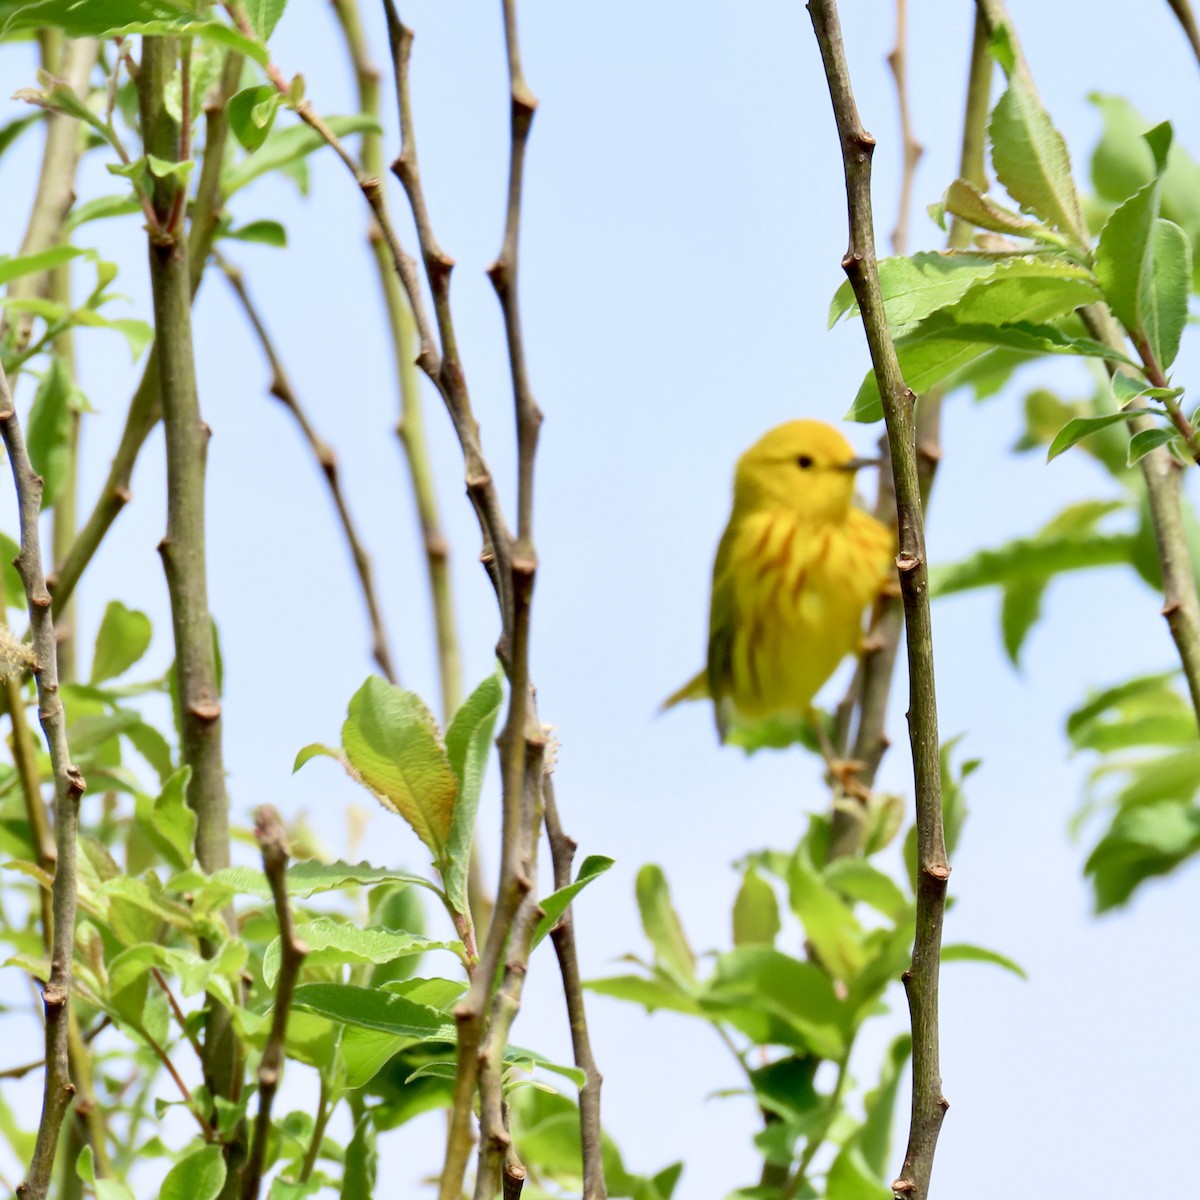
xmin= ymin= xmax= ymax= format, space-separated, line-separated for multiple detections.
xmin=839 ymin=456 xmax=881 ymax=472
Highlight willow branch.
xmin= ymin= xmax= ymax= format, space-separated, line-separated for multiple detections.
xmin=241 ymin=807 xmax=308 ymax=1200
xmin=886 ymin=0 xmax=922 ymax=255
xmin=828 ymin=12 xmax=990 ymax=860
xmin=49 ymin=50 xmax=241 ymax=618
xmin=1167 ymin=0 xmax=1200 ymax=69
xmin=137 ymin=39 xmax=241 ymax=1164
xmin=806 ymin=6 xmax=949 ymax=1199
xmin=976 ymin=0 xmax=1200 ymax=725
xmin=0 ymin=360 xmax=87 ymax=1200
xmin=544 ymin=780 xmax=607 ymax=1199
xmin=214 ymin=251 xmax=398 ymax=682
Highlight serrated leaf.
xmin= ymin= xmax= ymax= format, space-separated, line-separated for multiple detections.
xmin=341 ymin=677 xmax=457 ymax=864
xmin=242 ymin=0 xmax=286 ymax=39
xmin=442 ymin=668 xmax=503 ymax=914
xmin=936 ymin=178 xmax=1060 ymax=242
xmin=91 ymin=599 xmax=152 ymax=683
xmin=989 ymin=72 xmax=1087 ymax=246
xmin=531 ymin=854 xmax=614 ymax=949
xmin=208 ymin=859 xmax=443 ymax=900
xmin=262 ymin=917 xmax=457 ymax=988
xmin=292 ymin=982 xmax=455 ymax=1039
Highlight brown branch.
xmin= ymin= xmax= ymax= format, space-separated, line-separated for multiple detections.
xmin=0 ymin=360 xmax=87 ymax=1200
xmin=544 ymin=780 xmax=606 ymax=1199
xmin=806 ymin=6 xmax=949 ymax=1199
xmin=886 ymin=0 xmax=922 ymax=255
xmin=828 ymin=12 xmax=990 ymax=861
xmin=1131 ymin=330 xmax=1200 ymax=461
xmin=152 ymin=968 xmax=203 ymax=1060
xmin=241 ymin=807 xmax=309 ymax=1200
xmin=213 ymin=251 xmax=398 ymax=682
xmin=1167 ymin=0 xmax=1200 ymax=69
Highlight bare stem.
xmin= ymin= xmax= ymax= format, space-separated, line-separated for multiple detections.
xmin=886 ymin=0 xmax=922 ymax=255
xmin=806 ymin=5 xmax=949 ymax=1198
xmin=137 ymin=37 xmax=241 ymax=1177
xmin=214 ymin=251 xmax=398 ymax=682
xmin=241 ymin=807 xmax=309 ymax=1200
xmin=1166 ymin=0 xmax=1200 ymax=69
xmin=544 ymin=780 xmax=606 ymax=1199
xmin=0 ymin=360 xmax=87 ymax=1200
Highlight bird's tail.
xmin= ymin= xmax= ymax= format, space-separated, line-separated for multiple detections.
xmin=660 ymin=670 xmax=709 ymax=712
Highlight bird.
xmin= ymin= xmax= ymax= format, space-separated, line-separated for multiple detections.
xmin=664 ymin=419 xmax=895 ymax=744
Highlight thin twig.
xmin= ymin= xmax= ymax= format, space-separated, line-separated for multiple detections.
xmin=0 ymin=359 xmax=87 ymax=1200
xmin=1167 ymin=0 xmax=1200 ymax=69
xmin=886 ymin=0 xmax=922 ymax=255
xmin=805 ymin=6 xmax=949 ymax=1199
xmin=241 ymin=807 xmax=309 ymax=1200
xmin=214 ymin=251 xmax=399 ymax=682
xmin=152 ymin=968 xmax=204 ymax=1060
xmin=544 ymin=780 xmax=606 ymax=1199
xmin=298 ymin=1075 xmax=331 ymax=1183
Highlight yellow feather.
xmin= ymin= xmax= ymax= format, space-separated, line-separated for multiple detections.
xmin=668 ymin=420 xmax=894 ymax=742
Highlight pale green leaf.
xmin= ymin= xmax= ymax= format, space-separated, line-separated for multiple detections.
xmin=532 ymin=854 xmax=615 ymax=949
xmin=91 ymin=600 xmax=152 ymax=683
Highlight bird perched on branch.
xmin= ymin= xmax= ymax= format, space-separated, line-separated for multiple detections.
xmin=664 ymin=419 xmax=894 ymax=744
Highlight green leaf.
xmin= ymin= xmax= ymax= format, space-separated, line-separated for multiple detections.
xmin=635 ymin=864 xmax=696 ymax=984
xmin=941 ymin=943 xmax=1027 ymax=979
xmin=1047 ymin=411 xmax=1148 ymax=461
xmin=786 ymin=854 xmax=865 ymax=981
xmin=291 ymin=982 xmax=455 ymax=1040
xmin=930 ymin=532 xmax=1137 ymax=595
xmin=704 ymin=946 xmax=847 ymax=1059
xmin=0 ymin=245 xmax=84 ymax=288
xmin=932 ymin=178 xmax=1061 ymax=243
xmin=1128 ymin=426 xmax=1179 ymax=466
xmin=341 ymin=677 xmax=457 ymax=865
xmin=583 ymin=974 xmax=704 ymax=1016
xmin=341 ymin=1114 xmax=377 ymax=1200
xmin=227 ymin=85 xmax=280 ymax=153
xmin=989 ymin=71 xmax=1087 ymax=246
xmin=64 ymin=192 xmax=139 ymax=229
xmin=823 ymin=859 xmax=909 ymax=920
xmin=749 ymin=1055 xmax=819 ymax=1124
xmin=1090 ymin=93 xmax=1157 ymax=204
xmin=78 ymin=1141 xmax=136 ymax=1200
xmin=70 ymin=310 xmax=154 ymax=361
xmin=91 ymin=600 xmax=152 ymax=684
xmin=826 ymin=1141 xmax=891 ymax=1200
xmin=159 ymin=1145 xmax=226 ymax=1200
xmin=731 ymin=867 xmax=781 ymax=947
xmin=207 ymin=858 xmax=442 ymax=900
xmin=262 ymin=917 xmax=457 ymax=988
xmin=242 ymin=0 xmax=286 ymax=39
xmin=292 ymin=742 xmax=341 ymax=772
xmin=26 ymin=355 xmax=74 ymax=508
xmin=531 ymin=855 xmax=615 ymax=949
xmin=221 ymin=115 xmax=382 ymax=196
xmin=442 ymin=668 xmax=503 ymax=915
xmin=134 ymin=767 xmax=196 ymax=870
xmin=1085 ymin=800 xmax=1200 ymax=910
xmin=857 ymin=1034 xmax=911 ymax=1176
xmin=222 ymin=219 xmax=287 ymax=247
xmin=0 ymin=112 xmax=40 ymax=161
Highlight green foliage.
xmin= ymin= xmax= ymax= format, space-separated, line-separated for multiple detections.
xmin=228 ymin=84 xmax=281 ymax=153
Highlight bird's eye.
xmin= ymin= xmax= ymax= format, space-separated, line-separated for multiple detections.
xmin=796 ymin=455 xmax=814 ymax=469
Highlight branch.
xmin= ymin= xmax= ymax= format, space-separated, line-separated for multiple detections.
xmin=241 ymin=807 xmax=308 ymax=1200
xmin=544 ymin=780 xmax=606 ymax=1199
xmin=886 ymin=0 xmax=922 ymax=255
xmin=213 ymin=251 xmax=398 ymax=682
xmin=1167 ymin=0 xmax=1200 ymax=70
xmin=137 ymin=37 xmax=242 ymax=1161
xmin=805 ymin=6 xmax=949 ymax=1199
xmin=829 ymin=12 xmax=991 ymax=861
xmin=0 ymin=360 xmax=87 ymax=1200
xmin=48 ymin=50 xmax=242 ymax=618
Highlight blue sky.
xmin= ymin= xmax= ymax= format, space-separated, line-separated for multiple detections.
xmin=2 ymin=1 xmax=1200 ymax=1196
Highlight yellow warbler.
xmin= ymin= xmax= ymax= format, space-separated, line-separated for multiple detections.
xmin=665 ymin=420 xmax=894 ymax=741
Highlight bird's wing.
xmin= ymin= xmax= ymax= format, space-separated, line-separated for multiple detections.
xmin=705 ymin=521 xmax=740 ymax=725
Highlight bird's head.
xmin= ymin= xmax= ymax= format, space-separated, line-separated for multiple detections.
xmin=732 ymin=419 xmax=877 ymax=521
